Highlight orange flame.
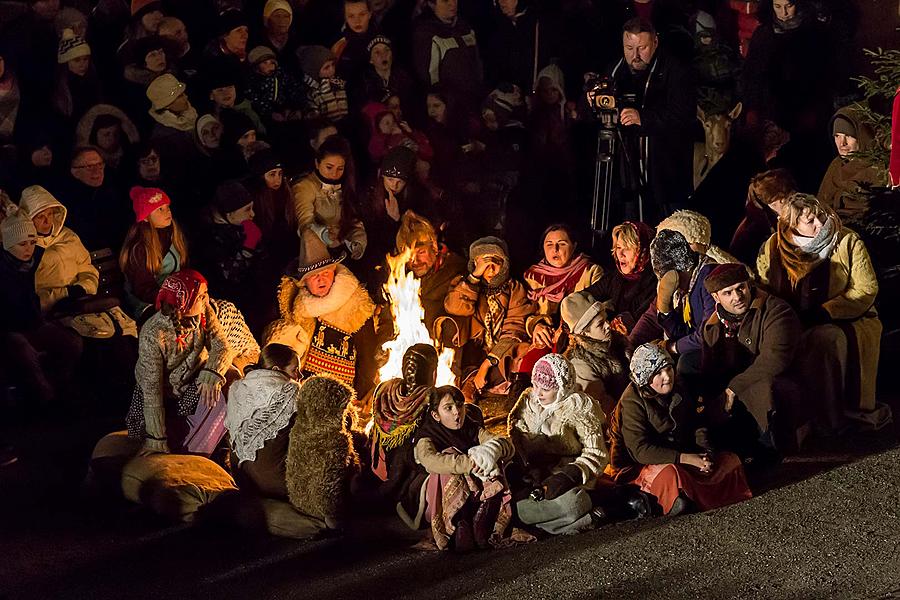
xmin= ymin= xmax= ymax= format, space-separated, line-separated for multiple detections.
xmin=378 ymin=249 xmax=456 ymax=386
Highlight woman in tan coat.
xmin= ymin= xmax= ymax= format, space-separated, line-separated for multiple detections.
xmin=757 ymin=193 xmax=883 ymax=429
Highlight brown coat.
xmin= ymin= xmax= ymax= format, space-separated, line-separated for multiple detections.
xmin=701 ymin=290 xmax=801 ymax=428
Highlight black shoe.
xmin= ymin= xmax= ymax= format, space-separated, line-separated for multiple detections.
xmin=668 ymin=493 xmax=695 ymax=517
xmin=0 ymin=444 xmax=18 ymax=468
xmin=624 ymin=489 xmax=655 ymax=519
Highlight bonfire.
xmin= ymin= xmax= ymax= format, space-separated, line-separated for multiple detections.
xmin=378 ymin=249 xmax=456 ymax=386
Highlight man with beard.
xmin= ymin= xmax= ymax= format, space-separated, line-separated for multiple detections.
xmin=699 ymin=263 xmax=802 ymax=454
xmin=606 ymin=18 xmax=695 ymax=223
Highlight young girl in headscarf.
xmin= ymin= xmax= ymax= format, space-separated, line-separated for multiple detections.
xmin=414 ymin=385 xmax=527 ymax=551
xmin=126 ymin=269 xmax=233 ymax=457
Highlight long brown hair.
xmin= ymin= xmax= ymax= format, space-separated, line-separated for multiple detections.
xmin=773 ymin=193 xmax=841 ymax=287
xmin=118 ymin=220 xmax=189 ymax=274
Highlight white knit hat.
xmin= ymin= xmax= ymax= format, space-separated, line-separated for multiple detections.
xmin=263 ymin=0 xmax=292 ymax=23
xmin=58 ymin=28 xmax=91 ymax=64
xmin=657 ymin=210 xmax=712 ymax=248
xmin=146 ymin=73 xmax=186 ymax=110
xmin=2 ymin=211 xmax=37 ymax=251
xmin=629 ymin=343 xmax=674 ymax=388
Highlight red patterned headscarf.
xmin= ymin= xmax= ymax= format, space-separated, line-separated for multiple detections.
xmin=155 ymin=269 xmax=207 ymax=312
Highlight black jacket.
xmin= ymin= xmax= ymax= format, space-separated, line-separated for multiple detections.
xmin=0 ymin=246 xmax=45 ymax=333
xmin=608 ymin=49 xmax=696 ymax=214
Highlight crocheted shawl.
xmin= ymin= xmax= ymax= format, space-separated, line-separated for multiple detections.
xmin=225 ymin=368 xmax=299 ymax=464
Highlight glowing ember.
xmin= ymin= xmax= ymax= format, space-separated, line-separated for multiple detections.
xmin=378 ymin=249 xmax=456 ymax=386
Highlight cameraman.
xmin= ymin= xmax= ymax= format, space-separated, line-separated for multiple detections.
xmin=607 ymin=18 xmax=695 ymax=223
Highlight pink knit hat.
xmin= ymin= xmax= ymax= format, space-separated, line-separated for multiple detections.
xmin=130 ymin=186 xmax=170 ymax=222
xmin=531 ymin=359 xmax=558 ymax=391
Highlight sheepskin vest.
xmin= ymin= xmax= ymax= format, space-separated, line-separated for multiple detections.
xmin=264 ymin=265 xmax=375 ymax=387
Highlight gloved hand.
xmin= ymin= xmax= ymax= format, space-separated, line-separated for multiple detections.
xmin=468 ymin=440 xmax=503 ymax=477
xmin=241 ymin=219 xmax=262 ymax=250
xmin=541 ymin=463 xmax=583 ymax=500
xmin=66 ymin=284 xmax=87 ymax=299
xmin=656 ymin=270 xmax=679 ymax=314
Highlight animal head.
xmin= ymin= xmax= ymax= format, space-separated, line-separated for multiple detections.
xmin=697 ymin=102 xmax=742 ymax=161
xmin=296 ymin=375 xmax=354 ymax=425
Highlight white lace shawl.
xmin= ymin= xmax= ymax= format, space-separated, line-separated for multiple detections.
xmin=225 ymin=369 xmax=300 ymax=464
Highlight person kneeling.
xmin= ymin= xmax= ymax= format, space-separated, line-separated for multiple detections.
xmin=414 ymin=385 xmax=531 ymax=551
xmin=609 ymin=344 xmax=752 ymax=516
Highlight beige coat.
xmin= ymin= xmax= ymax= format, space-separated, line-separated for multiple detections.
xmin=290 ymin=173 xmax=366 ymax=257
xmin=757 ymin=228 xmax=881 ymax=410
xmin=414 ymin=429 xmax=514 ymax=475
xmin=507 ymin=389 xmax=608 ymax=487
xmin=19 ymin=191 xmax=98 ymax=312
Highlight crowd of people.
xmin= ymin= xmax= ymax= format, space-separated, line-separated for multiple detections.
xmin=0 ymin=0 xmax=893 ymax=549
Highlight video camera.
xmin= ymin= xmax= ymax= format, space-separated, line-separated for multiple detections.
xmin=584 ymin=75 xmax=637 ymax=129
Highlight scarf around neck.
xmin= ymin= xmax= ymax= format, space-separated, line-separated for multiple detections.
xmin=151 ymin=106 xmax=199 ymax=132
xmin=525 ymin=254 xmax=591 ymax=303
xmin=372 ymin=378 xmax=432 ymax=450
xmin=776 ymin=214 xmax=839 ymax=286
xmin=414 ymin=404 xmax=484 ymax=454
xmin=716 ymin=303 xmax=746 ymax=338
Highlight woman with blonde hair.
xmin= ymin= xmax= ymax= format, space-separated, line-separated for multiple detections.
xmin=757 ymin=193 xmax=884 ymax=430
xmin=119 ymin=186 xmax=189 ymax=320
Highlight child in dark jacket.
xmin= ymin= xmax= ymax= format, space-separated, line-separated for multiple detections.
xmin=245 ymin=46 xmax=305 ymax=125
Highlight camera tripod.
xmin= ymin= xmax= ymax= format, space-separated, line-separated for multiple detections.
xmin=589 ymin=123 xmax=646 ymax=250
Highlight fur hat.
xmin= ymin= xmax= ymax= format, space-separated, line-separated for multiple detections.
xmin=366 ymin=35 xmax=391 ymax=55
xmin=703 ymin=263 xmax=750 ymax=294
xmin=248 ymin=45 xmax=276 ymax=66
xmin=657 ymin=210 xmax=712 ymax=248
xmin=649 ymin=229 xmax=697 ymax=278
xmin=531 ymin=354 xmax=575 ymax=395
xmin=263 ymin=0 xmax=293 ymax=23
xmin=395 ymin=210 xmax=437 ymax=252
xmin=297 ymin=45 xmax=334 ymax=78
xmin=630 ymin=343 xmax=673 ymax=388
xmin=202 ymin=56 xmax=242 ymax=93
xmin=468 ymin=236 xmax=510 ymax=285
xmin=2 ymin=211 xmax=37 ymax=251
xmin=561 ymin=291 xmax=609 ymax=335
xmin=58 ymin=29 xmax=91 ymax=63
xmin=131 ymin=0 xmax=161 ymax=17
xmin=132 ymin=35 xmax=165 ymax=65
xmin=381 ymin=145 xmax=415 ymax=181
xmin=217 ymin=9 xmax=248 ymax=37
xmin=294 ymin=229 xmax=345 ymax=280
xmin=218 ymin=109 xmax=256 ymax=147
xmin=146 ymin=73 xmax=186 ymax=110
xmin=130 ymin=186 xmax=170 ymax=222
xmin=213 ymin=180 xmax=253 ymax=216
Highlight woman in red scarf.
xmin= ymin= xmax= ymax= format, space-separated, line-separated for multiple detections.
xmin=523 ymin=224 xmax=603 ymax=350
xmin=585 ymin=221 xmax=657 ymax=334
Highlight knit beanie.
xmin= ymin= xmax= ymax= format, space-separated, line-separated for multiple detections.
xmin=560 ymin=291 xmax=608 ymax=335
xmin=217 ymin=9 xmax=248 ymax=37
xmin=832 ymin=115 xmax=857 ymax=138
xmin=649 ymin=229 xmax=697 ymax=278
xmin=531 ymin=354 xmax=575 ymax=394
xmin=131 ymin=0 xmax=161 ymax=17
xmin=381 ymin=145 xmax=416 ymax=181
xmin=629 ymin=343 xmax=673 ymax=388
xmin=54 ymin=7 xmax=87 ymax=38
xmin=2 ymin=211 xmax=37 ymax=250
xmin=248 ymin=147 xmax=282 ymax=176
xmin=703 ymin=263 xmax=750 ymax=294
xmin=297 ymin=45 xmax=334 ymax=78
xmin=202 ymin=56 xmax=241 ymax=93
xmin=248 ymin=45 xmax=276 ymax=66
xmin=468 ymin=235 xmax=510 ymax=286
xmin=219 ymin=109 xmax=256 ymax=147
xmin=130 ymin=186 xmax=171 ymax=222
xmin=213 ymin=180 xmax=253 ymax=215
xmin=263 ymin=0 xmax=293 ymax=24
xmin=367 ymin=35 xmax=391 ymax=55
xmin=58 ymin=29 xmax=91 ymax=63
xmin=657 ymin=210 xmax=712 ymax=248
xmin=146 ymin=73 xmax=186 ymax=110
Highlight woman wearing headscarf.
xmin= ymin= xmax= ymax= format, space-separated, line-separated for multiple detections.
xmin=585 ymin=221 xmax=657 ymax=334
xmin=757 ymin=193 xmax=883 ymax=430
xmin=125 ymin=269 xmax=233 ymax=457
xmin=607 ymin=343 xmax=752 ymax=516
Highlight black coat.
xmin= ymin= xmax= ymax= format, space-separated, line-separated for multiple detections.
xmin=47 ymin=176 xmax=130 ymax=253
xmin=608 ymin=49 xmax=696 ymax=214
xmin=586 ymin=267 xmax=657 ymax=332
xmin=0 ymin=246 xmax=44 ymax=333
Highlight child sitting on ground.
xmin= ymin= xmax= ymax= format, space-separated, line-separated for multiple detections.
xmin=413 ymin=385 xmax=532 ymax=551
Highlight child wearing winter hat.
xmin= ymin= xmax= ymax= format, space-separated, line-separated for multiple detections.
xmin=560 ymin=291 xmax=629 ymax=415
xmin=296 ymin=45 xmax=348 ymax=123
xmin=119 ymin=186 xmax=189 ymax=318
xmin=246 ymin=45 xmax=305 ymax=124
xmin=55 ymin=28 xmax=97 ymax=117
